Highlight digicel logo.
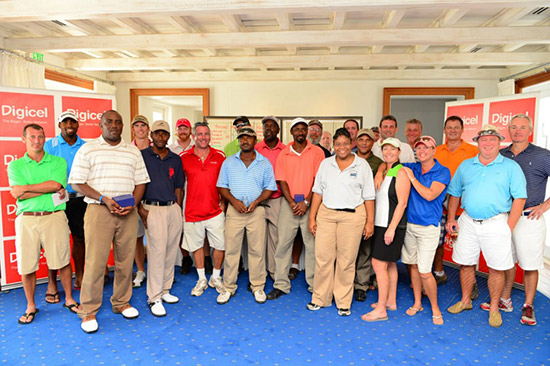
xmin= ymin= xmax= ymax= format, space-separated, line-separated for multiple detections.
xmin=462 ymin=115 xmax=478 ymax=125
xmin=4 ymin=154 xmax=19 ymax=166
xmin=492 ymin=111 xmax=529 ymax=127
xmin=1 ymin=105 xmax=48 ymax=119
xmin=66 ymin=108 xmax=102 ymax=123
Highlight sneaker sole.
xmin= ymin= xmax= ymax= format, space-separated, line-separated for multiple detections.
xmin=217 ymin=295 xmax=233 ymax=305
xmin=191 ymin=286 xmax=208 ymax=297
xmin=520 ymin=318 xmax=536 ymax=326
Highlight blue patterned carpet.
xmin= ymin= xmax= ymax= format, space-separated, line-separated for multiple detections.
xmin=1 ymin=264 xmax=549 ymax=366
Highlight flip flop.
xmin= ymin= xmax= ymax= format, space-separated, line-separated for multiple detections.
xmin=18 ymin=309 xmax=39 ymax=325
xmin=361 ymin=313 xmax=389 ymax=322
xmin=45 ymin=292 xmax=60 ymax=304
xmin=406 ymin=307 xmax=424 ymax=316
xmin=432 ymin=315 xmax=444 ymax=325
xmin=63 ymin=303 xmax=80 ymax=314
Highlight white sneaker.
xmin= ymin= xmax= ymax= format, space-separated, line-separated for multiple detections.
xmin=217 ymin=290 xmax=233 ymax=304
xmin=253 ymin=289 xmax=267 ymax=304
xmin=149 ymin=300 xmax=166 ymax=317
xmin=208 ymin=276 xmax=224 ymax=293
xmin=191 ymin=279 xmax=208 ymax=296
xmin=81 ymin=317 xmax=98 ymax=333
xmin=133 ymin=271 xmax=146 ymax=288
xmin=161 ymin=293 xmax=179 ymax=304
xmin=120 ymin=306 xmax=139 ymax=319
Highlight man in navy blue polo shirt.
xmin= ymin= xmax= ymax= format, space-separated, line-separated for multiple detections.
xmin=496 ymin=114 xmax=550 ymax=326
xmin=138 ymin=120 xmax=185 ymax=317
xmin=44 ymin=111 xmax=87 ymax=296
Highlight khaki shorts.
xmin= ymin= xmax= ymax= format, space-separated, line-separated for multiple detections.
xmin=402 ymin=223 xmax=441 ymax=273
xmin=182 ymin=212 xmax=225 ymax=252
xmin=15 ymin=211 xmax=71 ymax=275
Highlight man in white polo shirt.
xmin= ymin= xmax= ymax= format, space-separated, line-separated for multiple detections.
xmin=69 ymin=110 xmax=150 ymax=333
xmin=372 ymin=115 xmax=416 ymax=163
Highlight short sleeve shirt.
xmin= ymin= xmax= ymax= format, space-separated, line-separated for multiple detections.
xmin=44 ymin=134 xmax=86 ymax=194
xmin=447 ymin=154 xmax=527 ymax=220
xmin=255 ymin=139 xmax=286 ymax=199
xmin=217 ymin=151 xmax=277 ymax=205
xmin=8 ymin=152 xmax=67 ymax=215
xmin=181 ymin=146 xmax=226 ymax=222
xmin=223 ymin=139 xmax=241 ymax=157
xmin=403 ymin=160 xmax=451 ymax=226
xmin=141 ymin=147 xmax=184 ymax=203
xmin=69 ymin=136 xmax=151 ymax=204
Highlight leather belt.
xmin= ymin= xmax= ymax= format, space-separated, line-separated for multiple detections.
xmin=334 ymin=208 xmax=356 ymax=213
xmin=22 ymin=210 xmax=60 ymax=216
xmin=143 ymin=200 xmax=175 ymax=206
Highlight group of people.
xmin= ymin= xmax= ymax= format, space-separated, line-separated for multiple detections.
xmin=8 ymin=108 xmax=548 ymax=333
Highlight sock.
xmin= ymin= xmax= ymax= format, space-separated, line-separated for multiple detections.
xmin=213 ymin=268 xmax=221 ymax=279
xmin=197 ymin=268 xmax=206 ymax=281
xmin=291 ymin=263 xmax=299 ymax=270
xmin=500 ymin=297 xmax=512 ymax=305
xmin=434 ymin=271 xmax=445 ymax=277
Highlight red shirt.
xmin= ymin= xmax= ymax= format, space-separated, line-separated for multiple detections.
xmin=256 ymin=139 xmax=286 ymax=199
xmin=180 ymin=146 xmax=225 ymax=222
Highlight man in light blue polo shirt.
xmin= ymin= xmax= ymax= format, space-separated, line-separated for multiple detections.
xmin=445 ymin=124 xmax=527 ymax=328
xmin=44 ymin=111 xmax=87 ymax=295
xmin=217 ymin=127 xmax=277 ymax=305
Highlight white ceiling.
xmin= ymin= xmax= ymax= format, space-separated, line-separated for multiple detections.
xmin=0 ymin=0 xmax=549 ymax=82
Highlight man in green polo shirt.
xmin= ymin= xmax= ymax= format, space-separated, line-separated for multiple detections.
xmin=8 ymin=123 xmax=79 ymax=325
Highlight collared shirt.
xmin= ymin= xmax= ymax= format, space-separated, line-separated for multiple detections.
xmin=217 ymin=151 xmax=277 ymax=205
xmin=141 ymin=147 xmax=184 ymax=203
xmin=181 ymin=146 xmax=225 ymax=222
xmin=447 ymin=154 xmax=527 ymax=220
xmin=315 ymin=143 xmax=332 ymax=158
xmin=223 ymin=138 xmax=240 ymax=157
xmin=256 ymin=139 xmax=286 ymax=199
xmin=168 ymin=138 xmax=194 ymax=155
xmin=403 ymin=160 xmax=451 ymax=226
xmin=44 ymin=134 xmax=86 ymax=194
xmin=372 ymin=139 xmax=416 ymax=163
xmin=8 ymin=152 xmax=67 ymax=215
xmin=275 ymin=141 xmax=325 ymax=199
xmin=69 ymin=136 xmax=151 ymax=204
xmin=312 ymin=155 xmax=375 ymax=209
xmin=364 ymin=153 xmax=383 ymax=175
xmin=500 ymin=143 xmax=550 ymax=208
xmin=434 ymin=140 xmax=478 ymax=177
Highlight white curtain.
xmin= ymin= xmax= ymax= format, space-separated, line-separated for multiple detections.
xmin=0 ymin=52 xmax=45 ymax=88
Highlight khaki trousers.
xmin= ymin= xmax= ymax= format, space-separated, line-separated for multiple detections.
xmin=273 ymin=199 xmax=316 ymax=293
xmin=354 ymin=236 xmax=373 ymax=291
xmin=311 ymin=204 xmax=366 ymax=308
xmin=264 ymin=197 xmax=282 ymax=278
xmin=223 ymin=205 xmax=266 ymax=294
xmin=79 ymin=204 xmax=138 ymax=318
xmin=144 ymin=204 xmax=183 ymax=302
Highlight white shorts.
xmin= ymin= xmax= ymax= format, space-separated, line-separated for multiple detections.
xmin=512 ymin=214 xmax=546 ymax=271
xmin=402 ymin=223 xmax=441 ymax=273
xmin=452 ymin=212 xmax=514 ymax=271
xmin=182 ymin=212 xmax=225 ymax=252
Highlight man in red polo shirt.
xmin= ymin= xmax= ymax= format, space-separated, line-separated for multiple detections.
xmin=181 ymin=122 xmax=226 ymax=296
xmin=255 ymin=115 xmax=286 ymax=279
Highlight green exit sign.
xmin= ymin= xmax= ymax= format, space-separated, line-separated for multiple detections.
xmin=32 ymin=52 xmax=44 ymax=62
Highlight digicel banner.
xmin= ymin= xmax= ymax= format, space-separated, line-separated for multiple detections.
xmin=0 ymin=140 xmax=26 ymax=187
xmin=488 ymin=97 xmax=536 ymax=142
xmin=62 ymin=96 xmax=112 ymax=139
xmin=2 ymin=239 xmax=49 ymax=286
xmin=445 ymin=103 xmax=484 ymax=143
xmin=0 ymin=92 xmax=55 ymax=137
xmin=1 ymin=190 xmax=17 ymax=238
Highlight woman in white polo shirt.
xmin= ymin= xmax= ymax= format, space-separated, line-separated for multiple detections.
xmin=307 ymin=128 xmax=375 ymax=316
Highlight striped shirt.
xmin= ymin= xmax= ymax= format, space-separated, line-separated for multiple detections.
xmin=217 ymin=151 xmax=277 ymax=205
xmin=68 ymin=136 xmax=150 ymax=204
xmin=501 ymin=143 xmax=550 ymax=208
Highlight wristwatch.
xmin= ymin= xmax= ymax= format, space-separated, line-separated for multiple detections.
xmin=304 ymin=199 xmax=310 ymax=207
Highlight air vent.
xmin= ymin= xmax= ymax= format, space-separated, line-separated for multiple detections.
xmin=52 ymin=20 xmax=67 ymax=26
xmin=470 ymin=47 xmax=482 ymax=53
xmin=532 ymin=7 xmax=548 ymax=15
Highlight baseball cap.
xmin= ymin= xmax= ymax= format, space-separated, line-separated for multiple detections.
xmin=380 ymin=137 xmax=401 ymax=149
xmin=132 ymin=115 xmax=149 ymax=126
xmin=371 ymin=127 xmax=379 ymax=133
xmin=261 ymin=115 xmax=279 ymax=126
xmin=58 ymin=111 xmax=79 ymax=123
xmin=233 ymin=116 xmax=250 ymax=126
xmin=308 ymin=120 xmax=323 ymax=129
xmin=237 ymin=127 xmax=257 ymax=139
xmin=176 ymin=118 xmax=191 ymax=128
xmin=357 ymin=128 xmax=375 ymax=140
xmin=291 ymin=117 xmax=308 ymax=129
xmin=151 ymin=120 xmax=171 ymax=133
xmin=473 ymin=124 xmax=505 ymax=142
xmin=414 ymin=135 xmax=437 ymax=149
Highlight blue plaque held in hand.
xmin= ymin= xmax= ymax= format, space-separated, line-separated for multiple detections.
xmin=113 ymin=194 xmax=135 ymax=208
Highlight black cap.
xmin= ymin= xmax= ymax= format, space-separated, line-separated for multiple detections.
xmin=233 ymin=116 xmax=250 ymax=126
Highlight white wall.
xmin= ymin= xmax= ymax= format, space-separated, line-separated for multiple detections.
xmin=115 ymin=79 xmax=499 ymax=141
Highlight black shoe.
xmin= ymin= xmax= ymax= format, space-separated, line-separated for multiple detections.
xmin=267 ymin=288 xmax=287 ymax=300
xmin=288 ymin=267 xmax=299 ymax=280
xmin=354 ymin=289 xmax=367 ymax=302
xmin=435 ymin=273 xmax=448 ymax=286
xmin=180 ymin=256 xmax=193 ymax=275
xmin=205 ymin=256 xmax=213 ymax=275
xmin=247 ymin=282 xmax=252 ymax=292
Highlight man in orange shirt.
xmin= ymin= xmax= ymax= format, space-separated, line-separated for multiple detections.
xmin=433 ymin=116 xmax=478 ymax=288
xmin=267 ymin=118 xmax=325 ymax=299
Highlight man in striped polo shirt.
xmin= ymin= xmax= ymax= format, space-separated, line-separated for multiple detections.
xmin=69 ymin=110 xmax=150 ymax=333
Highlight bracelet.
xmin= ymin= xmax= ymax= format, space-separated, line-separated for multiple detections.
xmin=99 ymin=195 xmax=104 ymax=204
xmin=411 ymin=177 xmax=417 ymax=183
